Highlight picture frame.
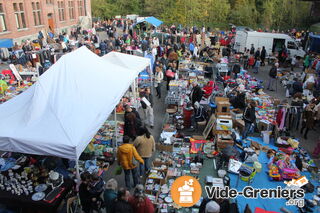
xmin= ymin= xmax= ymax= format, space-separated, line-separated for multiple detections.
xmin=203 ymin=114 xmax=216 ymax=139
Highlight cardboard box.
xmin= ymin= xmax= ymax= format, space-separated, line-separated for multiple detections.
xmin=216 ymin=134 xmax=234 ymax=149
xmin=156 ymin=143 xmax=173 ymax=152
xmin=216 ymin=101 xmax=230 ymax=113
xmin=231 ymin=109 xmax=243 ymax=120
xmin=215 ymin=97 xmax=229 ymax=103
xmin=233 ymin=119 xmax=245 ymax=132
xmin=216 ymin=116 xmax=233 ymax=131
xmin=216 ymin=112 xmax=231 ymax=117
xmin=258 ymin=120 xmax=269 ymax=131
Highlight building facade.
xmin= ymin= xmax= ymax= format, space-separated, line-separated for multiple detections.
xmin=0 ymin=0 xmax=92 ymax=43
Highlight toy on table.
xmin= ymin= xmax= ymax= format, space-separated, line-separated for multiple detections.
xmin=276 ymin=155 xmax=300 ymax=180
xmin=269 ymin=165 xmax=281 ymax=181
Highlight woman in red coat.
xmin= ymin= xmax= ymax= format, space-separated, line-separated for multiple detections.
xmin=128 ymin=185 xmax=155 ymax=213
xmin=203 ymin=81 xmax=214 ymax=98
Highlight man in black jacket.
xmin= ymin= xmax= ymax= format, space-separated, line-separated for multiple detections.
xmin=242 ymin=100 xmax=257 ymax=139
xmin=261 ymin=46 xmax=266 ymax=66
xmin=190 ymin=81 xmax=203 ymax=105
xmin=250 ymin=44 xmax=255 ymax=55
xmin=232 ymin=63 xmax=241 ymax=79
xmin=267 ymin=63 xmax=279 ymax=91
xmin=292 ymin=78 xmax=303 ymax=96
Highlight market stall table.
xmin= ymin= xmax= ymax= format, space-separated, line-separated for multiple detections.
xmin=229 ymin=137 xmax=319 ymax=213
xmin=0 ymin=178 xmax=74 ymax=213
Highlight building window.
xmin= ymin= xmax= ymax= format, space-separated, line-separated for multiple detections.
xmin=46 ymin=0 xmax=53 ymax=4
xmin=32 ymin=2 xmax=42 ymax=26
xmin=0 ymin=3 xmax=7 ymax=32
xmin=58 ymin=1 xmax=65 ymax=21
xmin=78 ymin=0 xmax=83 ymax=16
xmin=68 ymin=1 xmax=75 ymax=20
xmin=13 ymin=3 xmax=27 ymax=29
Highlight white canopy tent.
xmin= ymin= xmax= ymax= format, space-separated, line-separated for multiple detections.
xmin=0 ymin=47 xmax=150 ymax=161
xmin=102 ymin=52 xmax=151 ymax=109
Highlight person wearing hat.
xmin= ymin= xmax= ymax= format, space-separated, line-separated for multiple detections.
xmin=104 ymin=179 xmax=118 ymax=213
xmin=128 ymin=184 xmax=155 ymax=213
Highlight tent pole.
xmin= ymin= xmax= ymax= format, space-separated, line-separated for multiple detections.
xmin=75 ymin=159 xmax=80 ymax=190
xmin=133 ymin=80 xmax=137 ymax=109
xmin=114 ymin=109 xmax=117 ymax=148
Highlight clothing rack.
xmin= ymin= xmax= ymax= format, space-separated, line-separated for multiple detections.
xmin=274 ymin=104 xmax=304 ymax=132
xmin=276 ymin=104 xmax=303 ymax=108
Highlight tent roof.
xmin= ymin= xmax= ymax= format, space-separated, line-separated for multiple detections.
xmin=0 ymin=39 xmax=13 ymax=48
xmin=102 ymin=51 xmax=150 ymax=73
xmin=0 ymin=47 xmax=150 ymax=160
xmin=135 ymin=16 xmax=163 ymax=27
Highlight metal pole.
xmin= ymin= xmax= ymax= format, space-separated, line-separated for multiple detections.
xmin=133 ymin=80 xmax=138 ymax=109
xmin=75 ymin=159 xmax=80 ymax=190
xmin=114 ymin=109 xmax=118 ymax=148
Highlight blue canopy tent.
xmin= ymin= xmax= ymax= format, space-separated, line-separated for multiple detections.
xmin=0 ymin=39 xmax=13 ymax=48
xmin=134 ymin=16 xmax=163 ymax=28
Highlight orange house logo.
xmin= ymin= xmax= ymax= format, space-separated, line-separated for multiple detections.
xmin=171 ymin=176 xmax=202 ymax=207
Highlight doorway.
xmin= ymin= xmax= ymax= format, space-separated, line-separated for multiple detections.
xmin=272 ymin=38 xmax=285 ymax=53
xmin=47 ymin=13 xmax=54 ymax=33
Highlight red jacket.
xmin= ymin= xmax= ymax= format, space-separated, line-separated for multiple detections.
xmin=128 ymin=196 xmax=155 ymax=213
xmin=203 ymin=81 xmax=214 ymax=98
xmin=248 ymin=56 xmax=255 ymax=66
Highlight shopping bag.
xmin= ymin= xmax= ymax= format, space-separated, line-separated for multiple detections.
xmin=166 ymin=69 xmax=175 ymax=78
xmin=114 ymin=166 xmax=123 ymax=175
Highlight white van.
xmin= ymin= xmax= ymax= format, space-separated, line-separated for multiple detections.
xmin=234 ymin=31 xmax=305 ymax=58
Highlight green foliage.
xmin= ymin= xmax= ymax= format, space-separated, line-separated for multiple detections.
xmin=91 ymin=0 xmax=312 ymax=30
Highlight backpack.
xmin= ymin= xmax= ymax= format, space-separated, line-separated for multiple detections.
xmin=269 ymin=66 xmax=277 ymax=78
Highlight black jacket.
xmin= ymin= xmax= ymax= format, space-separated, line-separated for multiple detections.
xmin=243 ymin=106 xmax=256 ymax=123
xmin=254 ymin=50 xmax=260 ymax=59
xmin=261 ymin=48 xmax=266 ymax=59
xmin=110 ymin=199 xmax=133 ymax=213
xmin=190 ymin=85 xmax=203 ymax=104
xmin=250 ymin=47 xmax=255 ymax=55
xmin=232 ymin=64 xmax=241 ymax=74
xmin=292 ymin=81 xmax=303 ymax=94
xmin=269 ymin=66 xmax=277 ymax=78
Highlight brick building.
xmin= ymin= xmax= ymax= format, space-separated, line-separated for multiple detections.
xmin=0 ymin=0 xmax=92 ymax=43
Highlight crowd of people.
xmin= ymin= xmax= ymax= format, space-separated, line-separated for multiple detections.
xmin=1 ymin=17 xmax=320 ymax=213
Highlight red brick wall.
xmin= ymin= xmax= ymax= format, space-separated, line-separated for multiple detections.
xmin=0 ymin=0 xmax=92 ymax=43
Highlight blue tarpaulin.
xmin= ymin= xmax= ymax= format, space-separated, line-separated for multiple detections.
xmin=135 ymin=16 xmax=163 ymax=27
xmin=309 ymin=33 xmax=320 ymax=54
xmin=230 ymin=137 xmax=318 ymax=213
xmin=0 ymin=39 xmax=13 ymax=48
